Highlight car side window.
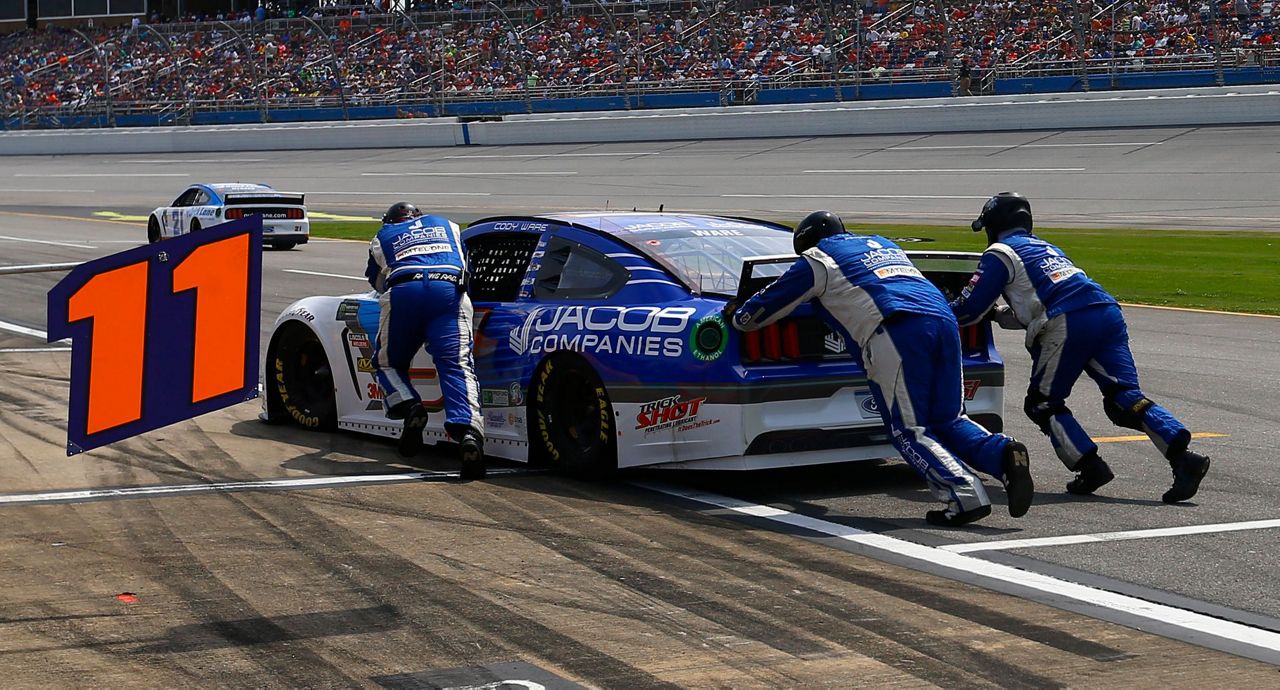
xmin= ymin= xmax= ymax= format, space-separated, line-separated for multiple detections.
xmin=192 ymin=191 xmax=211 ymax=206
xmin=535 ymin=238 xmax=629 ymax=300
xmin=173 ymin=189 xmax=200 ymax=207
xmin=464 ymin=232 xmax=540 ymax=302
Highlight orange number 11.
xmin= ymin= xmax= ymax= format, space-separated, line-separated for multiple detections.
xmin=64 ymin=234 xmax=251 ymax=436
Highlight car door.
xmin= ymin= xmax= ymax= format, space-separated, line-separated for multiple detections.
xmin=460 ymin=230 xmax=544 ymax=443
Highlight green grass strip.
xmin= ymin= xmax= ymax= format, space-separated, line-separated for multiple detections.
xmin=310 ymin=220 xmax=1280 ymax=315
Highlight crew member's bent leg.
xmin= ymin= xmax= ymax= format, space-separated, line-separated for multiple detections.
xmin=1084 ymin=305 xmax=1190 ymax=456
xmin=1025 ymin=313 xmax=1098 ymax=470
xmin=863 ymin=316 xmax=990 ymax=526
xmin=373 ymin=284 xmax=426 ymax=416
xmin=1084 ymin=304 xmax=1207 ymax=502
xmin=422 ymin=282 xmax=484 ymax=442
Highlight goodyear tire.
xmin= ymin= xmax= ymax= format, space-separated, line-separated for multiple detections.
xmin=147 ymin=217 xmax=160 ymax=244
xmin=190 ymin=219 xmax=201 ymax=234
xmin=271 ymin=324 xmax=337 ymax=431
xmin=532 ymin=356 xmax=617 ymax=476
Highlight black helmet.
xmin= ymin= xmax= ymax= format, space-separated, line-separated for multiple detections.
xmin=382 ymin=201 xmax=423 ymax=224
xmin=793 ymin=210 xmax=846 ymax=254
xmin=971 ymin=191 xmax=1032 ymax=243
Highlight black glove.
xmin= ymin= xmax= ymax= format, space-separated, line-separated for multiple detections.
xmin=720 ymin=299 xmax=739 ymax=327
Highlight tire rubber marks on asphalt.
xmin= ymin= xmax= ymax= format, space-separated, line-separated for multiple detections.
xmin=0 ymin=470 xmax=534 ymax=506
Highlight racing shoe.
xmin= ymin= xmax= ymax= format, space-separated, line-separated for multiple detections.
xmin=459 ymin=432 xmax=486 ymax=480
xmin=1066 ymin=453 xmax=1114 ymax=496
xmin=925 ymin=504 xmax=991 ymax=527
xmin=1001 ymin=439 xmax=1034 ymax=518
xmin=397 ymin=404 xmax=429 ymax=458
xmin=1162 ymin=449 xmax=1210 ymax=504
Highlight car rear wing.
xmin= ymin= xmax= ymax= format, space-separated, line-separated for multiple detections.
xmin=223 ymin=192 xmax=306 ymax=206
xmin=735 ymin=251 xmax=981 ymax=302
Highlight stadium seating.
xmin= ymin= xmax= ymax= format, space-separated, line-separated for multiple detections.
xmin=2 ymin=1 xmax=1275 ymax=124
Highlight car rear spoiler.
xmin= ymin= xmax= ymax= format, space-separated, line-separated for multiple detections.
xmin=735 ymin=251 xmax=982 ymax=302
xmin=223 ymin=192 xmax=306 ymax=205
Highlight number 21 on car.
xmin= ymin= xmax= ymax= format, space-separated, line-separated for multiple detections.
xmin=47 ymin=217 xmax=264 ymax=455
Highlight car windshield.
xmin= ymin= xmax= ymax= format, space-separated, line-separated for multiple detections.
xmin=630 ymin=226 xmax=796 ymax=295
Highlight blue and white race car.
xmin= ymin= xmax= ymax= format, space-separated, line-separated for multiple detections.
xmin=263 ymin=212 xmax=1004 ymax=472
xmin=148 ymin=183 xmax=310 ymax=249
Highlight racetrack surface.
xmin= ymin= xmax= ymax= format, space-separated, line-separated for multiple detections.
xmin=1 ymin=124 xmax=1279 ymax=230
xmin=1 ymin=127 xmax=1278 ymax=684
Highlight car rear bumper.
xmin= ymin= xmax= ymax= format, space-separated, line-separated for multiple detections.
xmin=263 ymin=220 xmax=310 ymax=242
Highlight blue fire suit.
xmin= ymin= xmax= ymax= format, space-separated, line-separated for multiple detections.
xmin=365 ymin=215 xmax=482 ymax=440
xmin=950 ymin=228 xmax=1189 ymax=469
xmin=732 ymin=234 xmax=1013 ymax=516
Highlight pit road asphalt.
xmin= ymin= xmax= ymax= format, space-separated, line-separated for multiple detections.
xmin=0 ymin=126 xmax=1278 ymax=685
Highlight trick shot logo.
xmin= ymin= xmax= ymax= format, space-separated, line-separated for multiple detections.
xmin=635 ymin=394 xmax=713 ymax=434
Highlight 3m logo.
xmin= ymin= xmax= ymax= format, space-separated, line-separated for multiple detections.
xmin=824 ymin=332 xmax=846 ymax=354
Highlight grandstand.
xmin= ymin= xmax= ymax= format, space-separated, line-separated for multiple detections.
xmin=2 ymin=1 xmax=1277 ymax=129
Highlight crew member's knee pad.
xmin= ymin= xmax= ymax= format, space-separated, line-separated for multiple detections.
xmin=1023 ymin=390 xmax=1070 ymax=434
xmin=1102 ymin=386 xmax=1154 ymax=431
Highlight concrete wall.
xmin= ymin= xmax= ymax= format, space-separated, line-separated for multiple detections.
xmin=1 ymin=84 xmax=1277 ymax=155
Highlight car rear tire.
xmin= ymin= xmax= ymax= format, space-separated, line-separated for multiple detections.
xmin=147 ymin=217 xmax=160 ymax=244
xmin=190 ymin=219 xmax=201 ymax=234
xmin=270 ymin=324 xmax=337 ymax=431
xmin=531 ymin=355 xmax=617 ymax=476
xmin=273 ymin=241 xmax=298 ymax=251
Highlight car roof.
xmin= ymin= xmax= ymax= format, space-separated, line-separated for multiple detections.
xmin=205 ymin=183 xmax=274 ymax=194
xmin=538 ymin=212 xmax=790 ymax=237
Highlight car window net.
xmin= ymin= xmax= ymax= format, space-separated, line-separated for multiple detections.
xmin=467 ymin=233 xmax=540 ymax=302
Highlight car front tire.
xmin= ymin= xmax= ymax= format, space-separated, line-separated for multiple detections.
xmin=531 ymin=355 xmax=617 ymax=476
xmin=270 ymin=323 xmax=337 ymax=430
xmin=147 ymin=216 xmax=161 ymax=244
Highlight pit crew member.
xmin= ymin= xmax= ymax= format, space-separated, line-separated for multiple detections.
xmin=950 ymin=192 xmax=1210 ymax=503
xmin=365 ymin=202 xmax=485 ymax=479
xmin=729 ymin=210 xmax=1034 ymax=527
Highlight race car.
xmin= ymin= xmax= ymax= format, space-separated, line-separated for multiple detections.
xmin=147 ymin=183 xmax=310 ymax=249
xmin=262 ymin=212 xmax=1004 ymax=473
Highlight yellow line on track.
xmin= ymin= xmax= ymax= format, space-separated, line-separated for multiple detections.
xmin=1120 ymin=303 xmax=1280 ymax=319
xmin=0 ymin=209 xmax=144 ymax=227
xmin=1095 ymin=432 xmax=1228 ymax=443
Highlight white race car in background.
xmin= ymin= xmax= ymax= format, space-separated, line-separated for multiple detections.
xmin=147 ymin=183 xmax=310 ymax=249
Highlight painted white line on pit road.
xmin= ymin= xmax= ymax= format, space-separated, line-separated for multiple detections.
xmin=0 ymin=347 xmax=71 ymax=353
xmin=0 ymin=469 xmax=532 ymax=507
xmin=361 ymin=172 xmax=578 ymax=177
xmin=0 ymin=318 xmax=64 ymax=342
xmin=308 ymin=191 xmax=491 ymax=196
xmin=638 ymin=482 xmax=1280 ymax=662
xmin=888 ymin=142 xmax=1164 ymax=150
xmin=804 ymin=168 xmax=1087 ymax=173
xmin=441 ymin=152 xmax=658 ymax=159
xmin=0 ymin=235 xmax=95 ymax=249
xmin=283 ymin=268 xmax=367 ymax=281
xmin=14 ymin=173 xmax=190 ymax=178
xmin=723 ymin=194 xmax=989 ymax=200
xmin=942 ymin=519 xmax=1280 ymax=554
